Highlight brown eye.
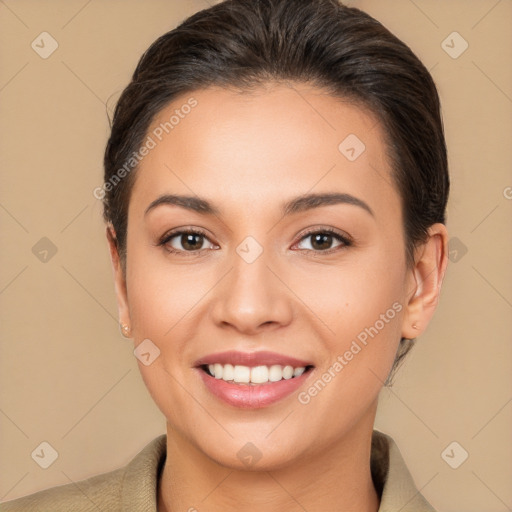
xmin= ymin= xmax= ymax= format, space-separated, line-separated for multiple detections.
xmin=295 ymin=229 xmax=351 ymax=253
xmin=159 ymin=228 xmax=216 ymax=255
xmin=310 ymin=233 xmax=335 ymax=251
xmin=173 ymin=232 xmax=206 ymax=251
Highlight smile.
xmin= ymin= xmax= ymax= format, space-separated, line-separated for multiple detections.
xmin=204 ymin=363 xmax=309 ymax=384
xmin=194 ymin=350 xmax=315 ymax=408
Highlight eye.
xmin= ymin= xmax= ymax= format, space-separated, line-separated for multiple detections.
xmin=294 ymin=228 xmax=352 ymax=253
xmin=157 ymin=226 xmax=352 ymax=256
xmin=158 ymin=228 xmax=217 ymax=255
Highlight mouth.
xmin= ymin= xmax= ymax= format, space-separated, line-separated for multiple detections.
xmin=200 ymin=363 xmax=315 ymax=385
xmin=194 ymin=351 xmax=316 ymax=408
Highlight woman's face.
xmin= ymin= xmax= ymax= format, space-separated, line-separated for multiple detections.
xmin=116 ymin=83 xmax=419 ymax=469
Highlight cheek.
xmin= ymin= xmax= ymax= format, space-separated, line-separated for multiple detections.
xmin=292 ymin=250 xmax=405 ymax=379
xmin=124 ymin=245 xmax=209 ymax=424
xmin=296 ymin=248 xmax=404 ymax=328
xmin=125 ymin=241 xmax=211 ymax=338
xmin=123 ymin=246 xmax=206 ymax=414
xmin=291 ymin=264 xmax=404 ymax=434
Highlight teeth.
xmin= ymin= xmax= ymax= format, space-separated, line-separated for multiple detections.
xmin=282 ymin=365 xmax=294 ymax=379
xmin=213 ymin=363 xmax=223 ymax=379
xmin=206 ymin=364 xmax=308 ymax=384
xmin=233 ymin=365 xmax=250 ymax=383
xmin=250 ymin=365 xmax=269 ymax=383
xmin=269 ymin=364 xmax=283 ymax=382
xmin=293 ymin=367 xmax=305 ymax=377
xmin=222 ymin=364 xmax=234 ymax=381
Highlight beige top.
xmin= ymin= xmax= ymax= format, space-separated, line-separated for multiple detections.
xmin=1 ymin=430 xmax=436 ymax=511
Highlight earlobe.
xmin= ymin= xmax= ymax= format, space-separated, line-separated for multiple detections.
xmin=106 ymin=225 xmax=132 ymax=337
xmin=401 ymin=223 xmax=449 ymax=340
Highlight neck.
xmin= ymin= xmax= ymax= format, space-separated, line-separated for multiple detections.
xmin=158 ymin=408 xmax=380 ymax=512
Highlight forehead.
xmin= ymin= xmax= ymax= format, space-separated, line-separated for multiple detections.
xmin=129 ymin=83 xmax=399 ymax=222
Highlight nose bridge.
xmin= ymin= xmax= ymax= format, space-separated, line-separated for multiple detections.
xmin=210 ymin=234 xmax=293 ymax=332
xmin=232 ymin=237 xmax=271 ymax=292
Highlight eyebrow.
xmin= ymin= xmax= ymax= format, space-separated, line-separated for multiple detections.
xmin=144 ymin=192 xmax=374 ymax=218
xmin=282 ymin=192 xmax=374 ymax=217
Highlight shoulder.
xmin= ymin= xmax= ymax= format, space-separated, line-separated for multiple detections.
xmin=1 ymin=435 xmax=167 ymax=512
xmin=372 ymin=430 xmax=437 ymax=512
xmin=0 ymin=467 xmax=125 ymax=512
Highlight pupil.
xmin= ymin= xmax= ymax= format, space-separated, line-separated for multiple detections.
xmin=312 ymin=233 xmax=332 ymax=250
xmin=183 ymin=233 xmax=202 ymax=250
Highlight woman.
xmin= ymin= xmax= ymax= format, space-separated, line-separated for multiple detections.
xmin=3 ymin=0 xmax=449 ymax=510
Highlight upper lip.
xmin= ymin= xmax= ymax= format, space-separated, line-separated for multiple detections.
xmin=194 ymin=350 xmax=314 ymax=368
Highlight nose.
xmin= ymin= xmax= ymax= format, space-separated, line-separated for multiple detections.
xmin=209 ymin=246 xmax=294 ymax=335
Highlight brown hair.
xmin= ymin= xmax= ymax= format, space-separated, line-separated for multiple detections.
xmin=103 ymin=0 xmax=449 ymax=378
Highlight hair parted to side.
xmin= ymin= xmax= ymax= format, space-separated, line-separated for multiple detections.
xmin=103 ymin=0 xmax=449 ymax=380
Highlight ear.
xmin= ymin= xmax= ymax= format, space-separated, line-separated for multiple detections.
xmin=106 ymin=224 xmax=131 ymax=336
xmin=402 ymin=223 xmax=449 ymax=339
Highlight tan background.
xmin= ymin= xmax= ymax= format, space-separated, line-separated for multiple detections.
xmin=1 ymin=1 xmax=511 ymax=510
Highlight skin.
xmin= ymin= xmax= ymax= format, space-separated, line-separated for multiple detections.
xmin=107 ymin=82 xmax=448 ymax=512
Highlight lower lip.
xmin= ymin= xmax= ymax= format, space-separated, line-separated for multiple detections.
xmin=197 ymin=368 xmax=312 ymax=408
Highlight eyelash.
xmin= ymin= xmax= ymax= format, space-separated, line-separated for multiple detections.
xmin=157 ymin=226 xmax=353 ymax=257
